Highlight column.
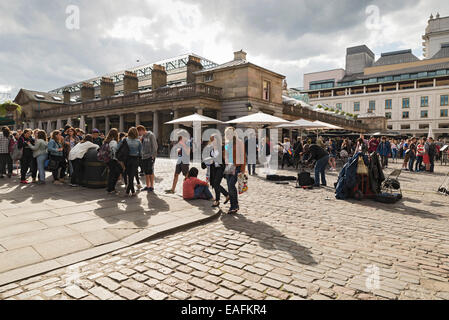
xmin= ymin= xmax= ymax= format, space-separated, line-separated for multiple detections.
xmin=348 ymin=88 xmax=351 ymax=95
xmin=331 ymin=90 xmax=334 ymax=97
xmin=67 ymin=117 xmax=72 ymax=126
xmin=396 ymin=83 xmax=399 ymax=91
xmin=433 ymin=78 xmax=437 ymax=87
xmin=173 ymin=109 xmax=179 ymax=130
xmin=363 ymin=86 xmax=367 ymax=94
xmin=216 ymin=111 xmax=222 ymax=121
xmin=56 ymin=119 xmax=62 ymax=130
xmin=79 ymin=115 xmax=86 ymax=130
xmin=119 ymin=114 xmax=124 ymax=133
xmin=38 ymin=121 xmax=43 ymax=130
xmin=47 ymin=120 xmax=52 ymax=133
xmin=318 ymin=92 xmax=321 ymax=98
xmin=135 ymin=112 xmax=141 ymax=126
xmin=92 ymin=117 xmax=97 ymax=130
xmin=153 ymin=111 xmax=159 ymax=138
xmin=105 ymin=116 xmax=110 ymax=133
xmin=196 ymin=108 xmax=204 ymax=115
xmin=379 ymin=84 xmax=382 ymax=92
xmin=345 ymin=88 xmax=348 ymax=96
xmin=414 ymin=81 xmax=417 ymax=89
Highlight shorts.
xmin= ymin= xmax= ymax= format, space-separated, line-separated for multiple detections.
xmin=175 ymin=163 xmax=189 ymax=176
xmin=142 ymin=157 xmax=154 ymax=175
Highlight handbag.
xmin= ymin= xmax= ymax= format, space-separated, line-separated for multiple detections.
xmin=356 ymin=156 xmax=368 ymax=175
xmin=238 ymin=173 xmax=248 ymax=194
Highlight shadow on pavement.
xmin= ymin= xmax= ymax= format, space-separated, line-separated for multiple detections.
xmin=220 ymin=213 xmax=317 ymax=267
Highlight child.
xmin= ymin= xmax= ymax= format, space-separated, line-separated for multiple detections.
xmin=183 ymin=167 xmax=213 ymax=200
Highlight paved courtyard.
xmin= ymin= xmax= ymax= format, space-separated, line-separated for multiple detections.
xmin=0 ymin=158 xmax=448 ymax=300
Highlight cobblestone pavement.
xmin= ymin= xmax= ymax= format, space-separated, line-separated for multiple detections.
xmin=1 ymin=158 xmax=449 ymax=300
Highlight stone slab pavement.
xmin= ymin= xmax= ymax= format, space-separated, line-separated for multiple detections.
xmin=1 ymin=158 xmax=449 ymax=300
xmin=0 ymin=160 xmax=219 ymax=286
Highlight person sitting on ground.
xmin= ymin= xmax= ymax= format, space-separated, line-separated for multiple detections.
xmin=68 ymin=134 xmax=99 ymax=187
xmin=183 ymin=167 xmax=213 ymax=201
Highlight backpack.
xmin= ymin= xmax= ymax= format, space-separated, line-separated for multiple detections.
xmin=97 ymin=142 xmax=111 ymax=163
xmin=297 ymin=172 xmax=315 ymax=186
xmin=116 ymin=139 xmax=129 ymax=163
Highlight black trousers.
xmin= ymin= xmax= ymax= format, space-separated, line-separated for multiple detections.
xmin=70 ymin=159 xmax=83 ymax=185
xmin=125 ymin=156 xmax=139 ymax=194
xmin=210 ymin=165 xmax=229 ymax=202
xmin=50 ymin=155 xmax=66 ymax=181
xmin=107 ymin=160 xmax=123 ymax=192
xmin=30 ymin=157 xmax=37 ymax=180
xmin=0 ymin=153 xmax=13 ymax=176
xmin=20 ymin=155 xmax=33 ymax=181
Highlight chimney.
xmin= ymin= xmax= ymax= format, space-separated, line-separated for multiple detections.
xmin=101 ymin=77 xmax=115 ymax=98
xmin=151 ymin=64 xmax=167 ymax=90
xmin=186 ymin=55 xmax=203 ymax=84
xmin=234 ymin=50 xmax=247 ymax=61
xmin=80 ymin=82 xmax=95 ymax=102
xmin=123 ymin=71 xmax=138 ymax=95
xmin=63 ymin=90 xmax=71 ymax=104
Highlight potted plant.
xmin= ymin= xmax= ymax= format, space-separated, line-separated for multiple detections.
xmin=0 ymin=101 xmax=22 ymax=115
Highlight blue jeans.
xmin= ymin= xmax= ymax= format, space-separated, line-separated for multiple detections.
xmin=392 ymin=149 xmax=397 ymax=160
xmin=194 ymin=185 xmax=213 ymax=200
xmin=408 ymin=156 xmax=416 ymax=172
xmin=314 ymin=155 xmax=329 ymax=186
xmin=36 ymin=154 xmax=48 ymax=182
xmin=226 ymin=167 xmax=240 ymax=211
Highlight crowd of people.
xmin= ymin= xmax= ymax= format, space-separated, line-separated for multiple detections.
xmin=0 ymin=125 xmax=251 ymax=215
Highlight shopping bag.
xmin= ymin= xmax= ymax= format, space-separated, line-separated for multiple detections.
xmin=238 ymin=173 xmax=248 ymax=194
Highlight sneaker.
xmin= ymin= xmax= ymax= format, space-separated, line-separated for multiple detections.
xmin=148 ymin=187 xmax=154 ymax=192
xmin=165 ymin=189 xmax=175 ymax=194
xmin=53 ymin=180 xmax=63 ymax=185
xmin=137 ymin=184 xmax=143 ymax=190
xmin=142 ymin=187 xmax=149 ymax=192
xmin=20 ymin=180 xmax=29 ymax=184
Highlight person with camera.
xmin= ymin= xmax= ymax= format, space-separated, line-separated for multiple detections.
xmin=303 ymin=144 xmax=330 ymax=188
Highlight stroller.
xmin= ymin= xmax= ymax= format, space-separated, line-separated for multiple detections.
xmin=438 ymin=172 xmax=449 ymax=196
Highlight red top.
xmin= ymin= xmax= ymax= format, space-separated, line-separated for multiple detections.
xmin=417 ymin=144 xmax=425 ymax=156
xmin=183 ymin=177 xmax=208 ymax=200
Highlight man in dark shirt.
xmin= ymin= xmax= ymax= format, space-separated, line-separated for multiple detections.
xmin=92 ymin=129 xmax=103 ymax=147
xmin=408 ymin=137 xmax=417 ymax=172
xmin=428 ymin=137 xmax=436 ymax=173
xmin=303 ymin=144 xmax=329 ymax=187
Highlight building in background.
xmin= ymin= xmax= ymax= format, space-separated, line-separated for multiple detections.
xmin=302 ymin=14 xmax=449 ymax=138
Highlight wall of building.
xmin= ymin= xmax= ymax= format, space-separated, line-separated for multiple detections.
xmin=309 ymin=84 xmax=449 ymax=135
xmin=303 ymin=69 xmax=345 ymax=90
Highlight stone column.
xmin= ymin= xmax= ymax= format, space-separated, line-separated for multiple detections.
xmin=56 ymin=119 xmax=62 ymax=130
xmin=363 ymin=86 xmax=367 ymax=94
xmin=119 ymin=114 xmax=124 ymax=133
xmin=38 ymin=121 xmax=43 ymax=130
xmin=135 ymin=112 xmax=141 ymax=127
xmin=331 ymin=90 xmax=334 ymax=97
xmin=396 ymin=83 xmax=399 ymax=91
xmin=79 ymin=115 xmax=86 ymax=130
xmin=173 ymin=109 xmax=179 ymax=130
xmin=153 ymin=111 xmax=159 ymax=138
xmin=434 ymin=78 xmax=437 ymax=87
xmin=414 ymin=81 xmax=417 ymax=89
xmin=67 ymin=117 xmax=72 ymax=126
xmin=92 ymin=117 xmax=97 ymax=130
xmin=47 ymin=120 xmax=52 ymax=133
xmin=105 ymin=116 xmax=110 ymax=133
xmin=379 ymin=84 xmax=382 ymax=92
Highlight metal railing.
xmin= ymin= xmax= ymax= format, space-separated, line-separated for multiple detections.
xmin=38 ymin=83 xmax=222 ymax=118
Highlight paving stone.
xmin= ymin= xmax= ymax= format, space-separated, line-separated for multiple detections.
xmin=108 ymin=272 xmax=128 ymax=282
xmin=188 ymin=278 xmax=219 ymax=292
xmin=172 ymin=290 xmax=191 ymax=300
xmin=215 ymin=288 xmax=235 ymax=299
xmin=147 ymin=289 xmax=168 ymax=300
xmin=221 ymin=273 xmax=245 ymax=284
xmin=122 ymin=279 xmax=150 ymax=295
xmin=64 ymin=285 xmax=88 ymax=299
xmin=89 ymin=286 xmax=115 ymax=300
xmin=43 ymin=289 xmax=61 ymax=298
xmin=95 ymin=277 xmax=120 ymax=291
xmin=116 ymin=287 xmax=140 ymax=300
xmin=260 ymin=277 xmax=283 ymax=289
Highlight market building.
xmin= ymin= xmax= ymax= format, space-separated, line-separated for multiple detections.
xmin=301 ymin=14 xmax=449 ymax=138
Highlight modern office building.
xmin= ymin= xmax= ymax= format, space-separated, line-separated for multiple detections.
xmin=302 ymin=14 xmax=449 ymax=138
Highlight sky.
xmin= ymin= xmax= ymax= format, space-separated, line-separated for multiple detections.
xmin=0 ymin=0 xmax=447 ymax=101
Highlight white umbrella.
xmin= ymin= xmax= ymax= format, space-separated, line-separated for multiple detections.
xmin=276 ymin=119 xmax=326 ymax=130
xmin=165 ymin=113 xmax=223 ymax=126
xmin=312 ymin=120 xmax=344 ymax=130
xmin=226 ymin=112 xmax=290 ymax=126
xmin=428 ymin=126 xmax=434 ymax=139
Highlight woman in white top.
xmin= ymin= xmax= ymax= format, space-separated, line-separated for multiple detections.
xmin=68 ymin=134 xmax=99 ymax=187
xmin=279 ymin=138 xmax=291 ymax=169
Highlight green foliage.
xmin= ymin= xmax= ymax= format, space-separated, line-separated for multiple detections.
xmin=0 ymin=101 xmax=22 ymax=116
xmin=317 ymin=105 xmax=323 ymax=109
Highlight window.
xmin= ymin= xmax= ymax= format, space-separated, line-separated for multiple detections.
xmin=419 ymin=124 xmax=429 ymax=129
xmin=441 ymin=109 xmax=449 ymax=117
xmin=336 ymin=103 xmax=342 ymax=110
xmin=387 ymin=125 xmax=393 ymax=130
xmin=401 ymin=124 xmax=410 ymax=130
xmin=421 ymin=110 xmax=428 ymax=118
xmin=369 ymin=100 xmax=376 ymax=111
xmin=441 ymin=95 xmax=449 ymax=106
xmin=402 ymin=98 xmax=410 ymax=109
xmin=402 ymin=111 xmax=409 ymax=119
xmin=385 ymin=99 xmax=392 ymax=109
xmin=263 ymin=80 xmax=271 ymax=101
xmin=354 ymin=102 xmax=360 ymax=112
xmin=204 ymin=74 xmax=214 ymax=82
xmin=385 ymin=112 xmax=392 ymax=119
xmin=421 ymin=96 xmax=429 ymax=107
